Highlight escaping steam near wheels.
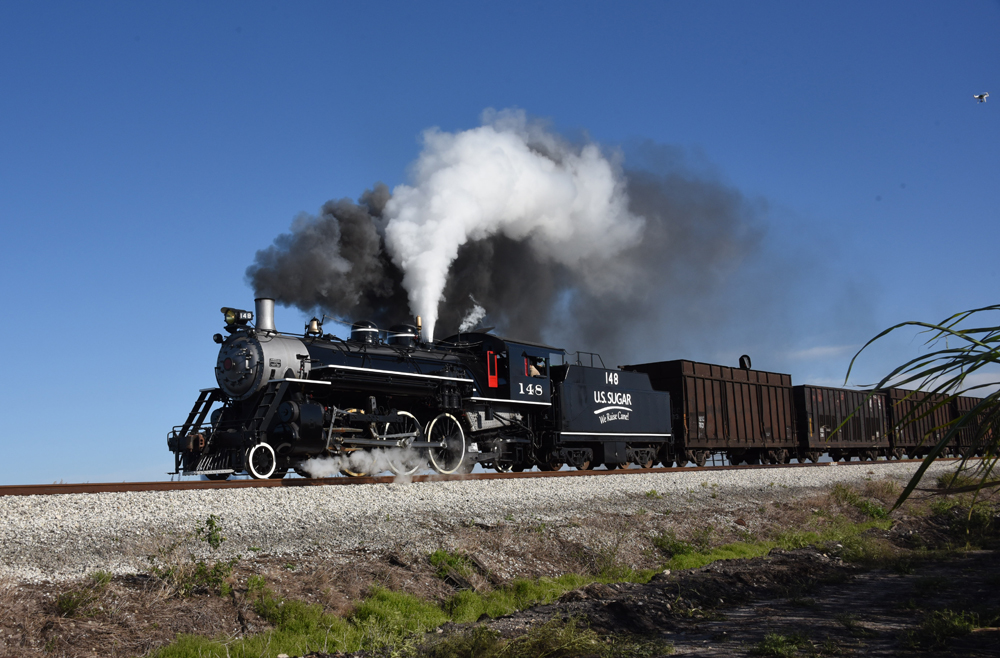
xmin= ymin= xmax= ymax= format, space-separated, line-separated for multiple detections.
xmin=247 ymin=108 xmax=765 ymax=361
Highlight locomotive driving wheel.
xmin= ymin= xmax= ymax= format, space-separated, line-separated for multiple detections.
xmin=246 ymin=443 xmax=277 ymax=479
xmin=339 ymin=448 xmax=368 ymax=477
xmin=426 ymin=413 xmax=467 ymax=474
xmin=384 ymin=411 xmax=425 ymax=476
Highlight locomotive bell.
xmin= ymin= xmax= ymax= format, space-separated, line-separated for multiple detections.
xmin=305 ymin=317 xmax=322 ymax=336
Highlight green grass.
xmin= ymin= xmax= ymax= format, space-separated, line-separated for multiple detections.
xmin=750 ymin=632 xmax=809 ymax=657
xmin=148 ymin=513 xmax=911 ymax=657
xmin=445 ymin=574 xmax=592 ymax=622
xmin=831 ymin=483 xmax=889 ymax=519
xmin=150 ymin=585 xmax=447 ymax=658
xmin=55 ymin=570 xmax=113 ymax=617
xmin=429 ymin=549 xmax=475 ymax=579
xmin=421 ymin=617 xmax=673 ymax=658
xmin=900 ymin=609 xmax=978 ymax=650
xmin=656 ymin=516 xmax=896 ymax=572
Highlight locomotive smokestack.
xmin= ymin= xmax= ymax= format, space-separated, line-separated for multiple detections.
xmin=255 ymin=298 xmax=276 ymax=333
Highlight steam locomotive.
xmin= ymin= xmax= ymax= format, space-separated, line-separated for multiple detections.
xmin=168 ymin=298 xmax=672 ymax=479
xmin=169 ymin=298 xmax=982 ymax=479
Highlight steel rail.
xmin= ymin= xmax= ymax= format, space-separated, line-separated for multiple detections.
xmin=0 ymin=458 xmax=951 ymax=497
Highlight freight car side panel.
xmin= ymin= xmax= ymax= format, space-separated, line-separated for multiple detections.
xmin=885 ymin=388 xmax=952 ymax=453
xmin=952 ymin=395 xmax=986 ymax=455
xmin=622 ymin=360 xmax=794 ymax=451
xmin=555 ymin=365 xmax=671 ymax=442
xmin=793 ymin=386 xmax=888 ymax=450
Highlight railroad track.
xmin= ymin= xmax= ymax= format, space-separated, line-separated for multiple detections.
xmin=0 ymin=459 xmax=930 ymax=497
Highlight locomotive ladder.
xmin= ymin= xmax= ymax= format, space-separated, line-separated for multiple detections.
xmin=177 ymin=388 xmax=221 ymax=440
xmin=246 ymin=381 xmax=290 ymax=440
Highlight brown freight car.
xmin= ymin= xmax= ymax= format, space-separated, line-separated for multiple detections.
xmin=951 ymin=394 xmax=988 ymax=457
xmin=793 ymin=385 xmax=890 ymax=462
xmin=883 ymin=388 xmax=952 ymax=458
xmin=622 ymin=360 xmax=795 ymax=466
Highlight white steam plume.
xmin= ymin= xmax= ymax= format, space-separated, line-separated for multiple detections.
xmin=383 ymin=109 xmax=645 ymax=340
xmin=458 ymin=295 xmax=486 ymax=333
xmin=299 ymin=448 xmax=426 ymax=482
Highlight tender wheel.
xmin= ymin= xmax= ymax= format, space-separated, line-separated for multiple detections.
xmin=426 ymin=413 xmax=467 ymax=474
xmin=384 ymin=411 xmax=425 ymax=476
xmin=246 ymin=443 xmax=276 ymax=479
xmin=205 ymin=473 xmax=230 ymax=481
xmin=576 ymin=460 xmax=592 ymax=471
xmin=538 ymin=461 xmax=565 ymax=471
xmin=766 ymin=449 xmax=788 ymax=465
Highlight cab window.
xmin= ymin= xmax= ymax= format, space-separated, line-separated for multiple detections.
xmin=524 ymin=356 xmax=547 ymax=378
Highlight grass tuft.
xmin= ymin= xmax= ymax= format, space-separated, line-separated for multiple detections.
xmin=750 ymin=632 xmax=809 ymax=657
xmin=422 ymin=617 xmax=673 ymax=658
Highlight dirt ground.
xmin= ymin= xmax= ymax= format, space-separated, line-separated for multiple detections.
xmin=3 ymin=481 xmax=999 ymax=657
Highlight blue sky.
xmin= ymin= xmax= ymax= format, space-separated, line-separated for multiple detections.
xmin=1 ymin=2 xmax=997 ymax=485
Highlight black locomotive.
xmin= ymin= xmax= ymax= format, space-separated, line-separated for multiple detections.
xmin=168 ymin=298 xmax=672 ymax=479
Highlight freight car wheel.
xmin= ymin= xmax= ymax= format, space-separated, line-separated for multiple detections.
xmin=693 ymin=450 xmax=709 ymax=468
xmin=891 ymin=448 xmax=905 ymax=460
xmin=803 ymin=451 xmax=821 ymax=463
xmin=426 ymin=413 xmax=467 ymax=474
xmin=246 ymin=443 xmax=277 ymax=479
xmin=384 ymin=411 xmax=425 ymax=476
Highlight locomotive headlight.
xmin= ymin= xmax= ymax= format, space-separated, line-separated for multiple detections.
xmin=221 ymin=307 xmax=253 ymax=327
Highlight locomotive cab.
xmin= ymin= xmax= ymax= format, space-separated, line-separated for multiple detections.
xmin=438 ymin=333 xmax=564 ymax=406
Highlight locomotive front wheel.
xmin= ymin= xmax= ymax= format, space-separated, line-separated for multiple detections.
xmin=426 ymin=413 xmax=467 ymax=475
xmin=246 ymin=443 xmax=277 ymax=479
xmin=385 ymin=411 xmax=425 ymax=476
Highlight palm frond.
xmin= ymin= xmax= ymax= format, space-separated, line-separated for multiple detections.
xmin=846 ymin=305 xmax=1000 ymax=509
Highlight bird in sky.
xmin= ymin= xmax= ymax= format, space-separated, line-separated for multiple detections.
xmin=974 ymin=93 xmax=989 ymax=103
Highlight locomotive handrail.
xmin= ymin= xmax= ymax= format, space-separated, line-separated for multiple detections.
xmin=571 ymin=351 xmax=606 ymax=368
xmin=312 ymin=363 xmax=474 ymax=383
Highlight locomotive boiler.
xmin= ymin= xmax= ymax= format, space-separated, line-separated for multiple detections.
xmin=168 ymin=298 xmax=674 ymax=479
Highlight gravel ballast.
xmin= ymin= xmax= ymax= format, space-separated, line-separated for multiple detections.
xmin=0 ymin=461 xmax=957 ymax=583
